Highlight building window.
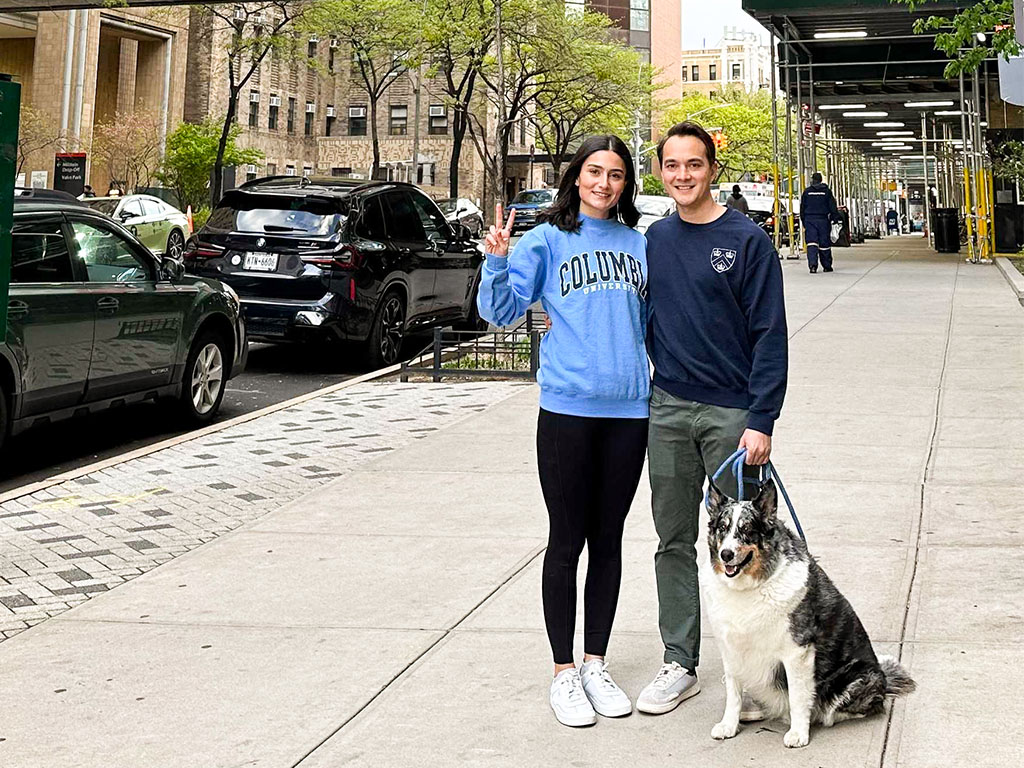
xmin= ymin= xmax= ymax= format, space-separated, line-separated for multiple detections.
xmin=246 ymin=164 xmax=259 ymax=182
xmin=732 ymin=63 xmax=742 ymax=80
xmin=681 ymin=65 xmax=688 ymax=82
xmin=326 ymin=115 xmax=336 ymax=136
xmin=629 ymin=0 xmax=649 ymax=32
xmin=249 ymin=102 xmax=259 ymax=128
xmin=331 ymin=167 xmax=352 ymax=177
xmin=565 ymin=0 xmax=584 ymax=16
xmin=428 ymin=106 xmax=448 ymax=135
xmin=305 ymin=102 xmax=315 ymax=136
xmin=287 ymin=98 xmax=296 ymax=134
xmin=519 ymin=118 xmax=527 ymax=145
xmin=328 ymin=46 xmax=335 ymax=72
xmin=268 ymin=103 xmax=279 ymax=130
xmin=691 ymin=64 xmax=699 ymax=81
xmin=390 ymin=105 xmax=408 ymax=135
xmin=267 ymin=162 xmax=277 ymax=176
xmin=285 ymin=164 xmax=296 ymax=176
xmin=349 ymin=106 xmax=367 ymax=136
xmin=308 ymin=38 xmax=318 ymax=58
xmin=303 ymin=165 xmax=312 ymax=177
xmin=709 ymin=63 xmax=717 ymax=81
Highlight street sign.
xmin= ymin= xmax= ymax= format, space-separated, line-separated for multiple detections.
xmin=54 ymin=152 xmax=87 ymax=197
xmin=0 ymin=75 xmax=19 ymax=339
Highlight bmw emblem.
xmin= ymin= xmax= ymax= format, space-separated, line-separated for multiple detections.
xmin=256 ymin=237 xmax=266 ymax=248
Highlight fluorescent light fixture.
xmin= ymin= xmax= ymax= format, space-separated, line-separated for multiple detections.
xmin=820 ymin=104 xmax=866 ymax=110
xmin=814 ymin=30 xmax=868 ymax=39
xmin=981 ymin=121 xmax=988 ymax=127
xmin=900 ymin=155 xmax=935 ymax=159
xmin=847 ymin=111 xmax=888 ymax=117
xmin=903 ymin=101 xmax=955 ymax=108
xmin=877 ymin=131 xmax=914 ymax=136
xmin=873 ymin=141 xmax=903 ymax=146
xmin=934 ymin=110 xmax=962 ymax=116
xmin=865 ymin=122 xmax=905 ymax=127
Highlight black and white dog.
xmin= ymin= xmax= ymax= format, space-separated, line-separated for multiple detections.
xmin=700 ymin=479 xmax=915 ymax=748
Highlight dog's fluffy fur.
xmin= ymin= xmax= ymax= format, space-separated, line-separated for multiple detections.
xmin=700 ymin=480 xmax=915 ymax=748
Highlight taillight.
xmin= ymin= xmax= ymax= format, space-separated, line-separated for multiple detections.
xmin=183 ymin=239 xmax=224 ymax=264
xmin=300 ymin=245 xmax=362 ymax=270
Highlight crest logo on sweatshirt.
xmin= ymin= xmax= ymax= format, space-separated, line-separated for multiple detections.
xmin=710 ymin=247 xmax=737 ymax=273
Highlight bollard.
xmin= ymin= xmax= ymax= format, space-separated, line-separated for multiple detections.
xmin=432 ymin=326 xmax=442 ymax=382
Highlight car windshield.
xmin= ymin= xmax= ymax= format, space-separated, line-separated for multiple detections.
xmin=436 ymin=199 xmax=458 ymax=213
xmin=747 ymin=197 xmax=786 ymax=213
xmin=636 ymin=198 xmax=671 ymax=216
xmin=206 ymin=192 xmax=347 ymax=235
xmin=86 ymin=199 xmax=121 ymax=215
xmin=512 ymin=190 xmax=553 ymax=204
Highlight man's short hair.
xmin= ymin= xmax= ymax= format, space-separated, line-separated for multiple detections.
xmin=657 ymin=121 xmax=716 ymax=167
xmin=732 ymin=185 xmax=741 ymax=194
xmin=811 ymin=172 xmax=823 ymax=184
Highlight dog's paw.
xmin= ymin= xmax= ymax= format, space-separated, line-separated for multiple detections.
xmin=783 ymin=729 xmax=809 ymax=748
xmin=711 ymin=721 xmax=739 ymax=740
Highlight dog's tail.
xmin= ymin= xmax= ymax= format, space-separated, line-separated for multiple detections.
xmin=878 ymin=655 xmax=916 ymax=696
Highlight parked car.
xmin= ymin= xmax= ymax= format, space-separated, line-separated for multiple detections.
xmin=437 ymin=197 xmax=484 ymax=238
xmin=507 ymin=188 xmax=556 ymax=235
xmin=746 ymin=197 xmax=801 ymax=245
xmin=85 ymin=194 xmax=190 ymax=261
xmin=0 ymin=192 xmax=248 ymax=450
xmin=183 ymin=177 xmax=486 ymax=367
xmin=634 ymin=194 xmax=674 ymax=234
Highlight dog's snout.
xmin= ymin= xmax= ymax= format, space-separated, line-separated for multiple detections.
xmin=720 ymin=548 xmax=735 ymax=563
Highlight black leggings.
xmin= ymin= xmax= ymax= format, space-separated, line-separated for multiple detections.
xmin=536 ymin=408 xmax=649 ymax=664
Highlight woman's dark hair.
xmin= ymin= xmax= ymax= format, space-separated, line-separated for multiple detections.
xmin=539 ymin=135 xmax=640 ymax=232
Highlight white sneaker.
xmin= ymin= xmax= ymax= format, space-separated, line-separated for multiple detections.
xmin=740 ymin=691 xmax=767 ymax=722
xmin=549 ymin=668 xmax=597 ymax=727
xmin=580 ymin=659 xmax=632 ymax=717
xmin=636 ymin=662 xmax=700 ymax=714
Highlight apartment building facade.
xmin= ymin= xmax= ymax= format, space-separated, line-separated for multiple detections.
xmin=680 ymin=27 xmax=771 ymax=98
xmin=1 ymin=7 xmax=189 ymax=195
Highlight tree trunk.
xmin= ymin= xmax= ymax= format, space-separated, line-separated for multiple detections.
xmin=448 ymin=71 xmax=477 ymax=198
xmin=369 ymin=99 xmax=381 ymax=180
xmin=212 ymin=88 xmax=237 ymax=207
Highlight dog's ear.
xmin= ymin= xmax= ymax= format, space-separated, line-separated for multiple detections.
xmin=707 ymin=480 xmax=728 ymax=514
xmin=753 ymin=479 xmax=778 ymax=521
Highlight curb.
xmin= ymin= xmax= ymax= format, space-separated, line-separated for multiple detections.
xmin=994 ymin=257 xmax=1024 ymax=306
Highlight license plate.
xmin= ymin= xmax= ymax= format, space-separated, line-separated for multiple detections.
xmin=243 ymin=252 xmax=279 ymax=271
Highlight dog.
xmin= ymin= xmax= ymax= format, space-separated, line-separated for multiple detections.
xmin=699 ymin=479 xmax=915 ymax=748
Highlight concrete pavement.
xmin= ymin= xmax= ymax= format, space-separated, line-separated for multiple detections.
xmin=0 ymin=236 xmax=1022 ymax=767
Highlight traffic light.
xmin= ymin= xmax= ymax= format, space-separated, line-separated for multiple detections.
xmin=712 ymin=131 xmax=728 ymax=151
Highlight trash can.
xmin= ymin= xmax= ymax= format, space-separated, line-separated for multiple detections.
xmin=932 ymin=207 xmax=959 ymax=253
xmin=833 ymin=207 xmax=851 ymax=247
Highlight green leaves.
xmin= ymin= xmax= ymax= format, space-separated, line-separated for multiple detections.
xmin=157 ymin=120 xmax=263 ymax=211
xmin=893 ymin=0 xmax=1020 ymax=76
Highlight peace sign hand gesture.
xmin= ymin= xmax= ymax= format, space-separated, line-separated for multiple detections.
xmin=484 ymin=204 xmax=516 ymax=257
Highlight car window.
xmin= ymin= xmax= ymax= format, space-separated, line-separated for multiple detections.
xmin=121 ymin=199 xmax=144 ymax=219
xmin=70 ymin=219 xmax=155 ymax=283
xmin=512 ymin=190 xmax=554 ymax=204
xmin=141 ymin=199 xmax=164 ymax=217
xmin=408 ymin=191 xmax=450 ymax=242
xmin=206 ymin=191 xmax=347 ymax=236
xmin=11 ymin=218 xmax=76 ymax=283
xmin=355 ymin=196 xmax=388 ymax=240
xmin=86 ymin=198 xmax=120 ymax=216
xmin=383 ymin=191 xmax=427 ymax=242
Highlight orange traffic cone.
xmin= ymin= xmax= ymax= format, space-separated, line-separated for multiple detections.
xmin=186 ymin=205 xmax=194 ymax=234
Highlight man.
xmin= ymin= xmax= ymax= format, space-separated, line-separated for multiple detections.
xmin=725 ymin=184 xmax=749 ymax=216
xmin=637 ymin=121 xmax=788 ymax=717
xmin=799 ymin=172 xmax=840 ymax=273
xmin=886 ymin=207 xmax=900 ymax=235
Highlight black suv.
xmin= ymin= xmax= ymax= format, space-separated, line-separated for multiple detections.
xmin=184 ymin=177 xmax=486 ymax=366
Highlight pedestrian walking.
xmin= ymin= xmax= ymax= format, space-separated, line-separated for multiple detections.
xmin=800 ymin=172 xmax=840 ymax=273
xmin=636 ymin=121 xmax=788 ymax=717
xmin=80 ymin=185 xmax=96 ymax=198
xmin=886 ymin=207 xmax=900 ymax=235
xmin=725 ymin=184 xmax=749 ymax=216
xmin=477 ymin=135 xmax=648 ymax=729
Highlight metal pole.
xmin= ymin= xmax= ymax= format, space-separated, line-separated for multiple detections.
xmin=795 ymin=58 xmax=805 ymax=255
xmin=769 ymin=24 xmax=781 ymax=252
xmin=959 ymin=68 xmax=976 ymax=261
xmin=922 ymin=113 xmax=932 ymax=249
xmin=809 ymin=57 xmax=817 ymax=176
xmin=495 ymin=0 xmax=505 ymax=207
xmin=971 ymin=63 xmax=988 ymax=258
xmin=783 ymin=25 xmax=796 ymax=258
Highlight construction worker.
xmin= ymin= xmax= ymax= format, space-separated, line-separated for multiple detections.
xmin=800 ymin=172 xmax=840 ymax=273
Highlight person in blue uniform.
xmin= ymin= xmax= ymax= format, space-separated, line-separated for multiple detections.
xmin=799 ymin=172 xmax=840 ymax=273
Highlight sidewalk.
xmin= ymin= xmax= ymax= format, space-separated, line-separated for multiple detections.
xmin=0 ymin=236 xmax=1021 ymax=767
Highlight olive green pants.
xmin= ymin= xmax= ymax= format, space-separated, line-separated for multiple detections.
xmin=647 ymin=386 xmax=759 ymax=670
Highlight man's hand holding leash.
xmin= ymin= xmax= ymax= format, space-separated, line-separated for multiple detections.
xmin=738 ymin=429 xmax=771 ymax=465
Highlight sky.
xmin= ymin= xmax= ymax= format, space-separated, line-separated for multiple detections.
xmin=681 ymin=0 xmax=769 ymax=50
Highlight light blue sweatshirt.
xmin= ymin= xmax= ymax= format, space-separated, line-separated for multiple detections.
xmin=477 ymin=215 xmax=649 ymax=418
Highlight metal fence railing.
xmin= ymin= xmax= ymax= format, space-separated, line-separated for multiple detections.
xmin=399 ymin=309 xmax=548 ymax=383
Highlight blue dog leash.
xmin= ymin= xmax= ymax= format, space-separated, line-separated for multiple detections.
xmin=707 ymin=448 xmax=806 ymax=543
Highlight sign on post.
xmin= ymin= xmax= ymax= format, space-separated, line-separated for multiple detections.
xmin=0 ymin=74 xmax=20 ymax=339
xmin=54 ymin=152 xmax=87 ymax=197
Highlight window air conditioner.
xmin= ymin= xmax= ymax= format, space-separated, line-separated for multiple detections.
xmin=232 ymin=7 xmax=245 ymax=21
xmin=326 ymin=106 xmax=336 ymax=117
xmin=249 ymin=91 xmax=260 ymax=103
xmin=329 ymin=38 xmax=339 ymax=48
xmin=308 ymin=35 xmax=319 ymax=43
xmin=349 ymin=107 xmax=366 ymax=118
xmin=428 ymin=106 xmax=445 ymax=117
xmin=252 ymin=11 xmax=266 ymax=24
xmin=306 ymin=102 xmax=316 ymax=113
xmin=269 ymin=95 xmax=281 ymax=107
xmin=247 ymin=164 xmax=258 ymax=174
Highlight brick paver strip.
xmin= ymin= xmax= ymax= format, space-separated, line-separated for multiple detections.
xmin=0 ymin=381 xmax=528 ymax=640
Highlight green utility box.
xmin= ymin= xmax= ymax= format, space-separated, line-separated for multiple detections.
xmin=0 ymin=74 xmax=18 ymax=338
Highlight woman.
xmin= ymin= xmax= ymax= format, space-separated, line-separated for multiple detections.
xmin=478 ymin=135 xmax=648 ymax=728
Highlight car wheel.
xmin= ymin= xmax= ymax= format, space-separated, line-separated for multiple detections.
xmin=0 ymin=380 xmax=9 ymax=454
xmin=178 ymin=330 xmax=229 ymax=424
xmin=366 ymin=289 xmax=406 ymax=368
xmin=166 ymin=229 xmax=185 ymax=261
xmin=454 ymin=281 xmax=488 ymax=333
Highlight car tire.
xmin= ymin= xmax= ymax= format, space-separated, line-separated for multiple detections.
xmin=365 ymin=289 xmax=406 ymax=368
xmin=166 ymin=229 xmax=185 ymax=261
xmin=454 ymin=281 xmax=488 ymax=333
xmin=178 ymin=330 xmax=229 ymax=424
xmin=0 ymin=380 xmax=9 ymax=455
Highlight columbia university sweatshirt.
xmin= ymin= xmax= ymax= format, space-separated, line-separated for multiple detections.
xmin=477 ymin=215 xmax=649 ymax=418
xmin=645 ymin=207 xmax=787 ymax=435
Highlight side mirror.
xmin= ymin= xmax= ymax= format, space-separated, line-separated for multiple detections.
xmin=456 ymin=206 xmax=468 ymax=216
xmin=454 ymin=222 xmax=473 ymax=241
xmin=160 ymin=256 xmax=185 ymax=281
xmin=119 ymin=210 xmax=134 ymax=222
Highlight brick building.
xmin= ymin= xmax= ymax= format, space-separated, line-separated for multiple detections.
xmin=680 ymin=27 xmax=771 ymax=98
xmin=0 ymin=7 xmax=189 ymax=194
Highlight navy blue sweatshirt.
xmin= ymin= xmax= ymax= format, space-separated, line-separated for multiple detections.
xmin=645 ymin=207 xmax=788 ymax=435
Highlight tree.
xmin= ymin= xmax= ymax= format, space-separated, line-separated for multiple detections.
xmin=301 ymin=0 xmax=421 ymax=181
xmin=191 ymin=1 xmax=307 ymax=206
xmin=16 ymin=106 xmax=62 ymax=176
xmin=158 ymin=119 xmax=263 ymax=212
xmin=992 ymin=140 xmax=1024 ymax=183
xmin=893 ymin=0 xmax=1020 ymax=76
xmin=90 ymin=111 xmax=163 ymax=192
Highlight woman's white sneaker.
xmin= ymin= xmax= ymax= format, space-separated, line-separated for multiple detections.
xmin=580 ymin=659 xmax=633 ymax=717
xmin=636 ymin=662 xmax=700 ymax=714
xmin=550 ymin=668 xmax=597 ymax=727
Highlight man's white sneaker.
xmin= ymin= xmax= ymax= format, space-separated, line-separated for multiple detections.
xmin=579 ymin=659 xmax=632 ymax=717
xmin=636 ymin=662 xmax=700 ymax=714
xmin=549 ymin=668 xmax=597 ymax=727
xmin=740 ymin=692 xmax=767 ymax=722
